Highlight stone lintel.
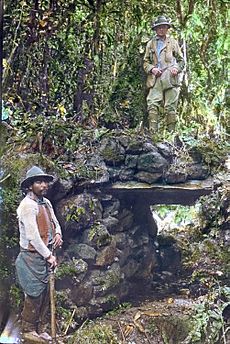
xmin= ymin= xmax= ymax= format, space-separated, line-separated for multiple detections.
xmin=103 ymin=178 xmax=213 ymax=206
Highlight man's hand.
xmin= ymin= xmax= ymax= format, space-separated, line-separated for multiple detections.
xmin=53 ymin=233 xmax=63 ymax=249
xmin=170 ymin=67 xmax=178 ymax=76
xmin=151 ymin=67 xmax=162 ymax=77
xmin=47 ymin=254 xmax=57 ymax=268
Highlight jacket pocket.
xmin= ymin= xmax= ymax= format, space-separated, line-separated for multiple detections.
xmin=146 ymin=74 xmax=156 ymax=89
xmin=161 ymin=70 xmax=179 ymax=90
xmin=170 ymin=74 xmax=179 ymax=87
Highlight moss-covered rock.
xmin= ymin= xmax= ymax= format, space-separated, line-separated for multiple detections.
xmin=100 ymin=138 xmax=125 ymax=166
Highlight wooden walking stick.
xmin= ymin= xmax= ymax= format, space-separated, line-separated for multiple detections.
xmin=50 ymin=252 xmax=56 ymax=344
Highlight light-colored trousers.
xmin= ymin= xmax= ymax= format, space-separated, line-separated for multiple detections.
xmin=147 ymin=77 xmax=180 ymax=132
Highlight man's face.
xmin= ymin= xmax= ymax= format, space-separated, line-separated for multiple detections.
xmin=155 ymin=24 xmax=169 ymax=38
xmin=30 ymin=179 xmax=49 ymax=197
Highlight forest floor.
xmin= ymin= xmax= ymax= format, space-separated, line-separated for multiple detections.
xmin=64 ymin=289 xmax=199 ymax=344
xmin=60 ymin=269 xmax=204 ymax=344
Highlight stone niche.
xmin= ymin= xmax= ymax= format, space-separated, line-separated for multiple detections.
xmin=49 ymin=135 xmax=213 ymax=322
xmin=0 ymin=132 xmax=225 ymax=327
xmin=55 ymin=181 xmax=208 ymax=319
xmin=55 ymin=189 xmax=181 ymax=321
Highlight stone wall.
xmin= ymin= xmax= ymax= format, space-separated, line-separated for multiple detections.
xmin=1 ymin=133 xmax=214 ymax=322
xmin=53 ymin=188 xmax=181 ymax=322
xmin=47 ymin=134 xmax=212 ymax=321
xmin=83 ymin=135 xmax=210 ymax=185
xmin=0 ymin=131 xmax=228 ymax=330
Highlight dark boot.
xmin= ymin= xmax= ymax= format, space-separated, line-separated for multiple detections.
xmin=38 ymin=288 xmax=52 ymax=341
xmin=21 ymin=295 xmax=41 ymax=333
xmin=21 ymin=320 xmax=45 ymax=343
xmin=21 ymin=293 xmax=50 ymax=343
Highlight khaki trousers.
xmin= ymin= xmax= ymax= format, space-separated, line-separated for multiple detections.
xmin=147 ymin=77 xmax=180 ymax=132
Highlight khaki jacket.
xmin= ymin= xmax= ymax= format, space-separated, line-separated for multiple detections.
xmin=143 ymin=35 xmax=184 ymax=89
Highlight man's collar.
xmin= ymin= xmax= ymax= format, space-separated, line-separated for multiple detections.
xmin=37 ymin=198 xmax=46 ymax=205
xmin=156 ymin=34 xmax=169 ymax=41
xmin=27 ymin=192 xmax=46 ymax=204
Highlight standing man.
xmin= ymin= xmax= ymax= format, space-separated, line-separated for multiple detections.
xmin=143 ymin=15 xmax=184 ymax=133
xmin=15 ymin=166 xmax=63 ymax=342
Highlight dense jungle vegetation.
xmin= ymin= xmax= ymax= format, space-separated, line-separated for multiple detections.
xmin=2 ymin=0 xmax=229 ymax=139
xmin=1 ymin=1 xmax=230 ymax=343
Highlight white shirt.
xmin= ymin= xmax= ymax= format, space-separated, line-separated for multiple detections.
xmin=17 ymin=195 xmax=62 ymax=259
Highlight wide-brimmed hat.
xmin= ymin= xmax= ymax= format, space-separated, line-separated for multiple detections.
xmin=152 ymin=15 xmax=172 ymax=29
xmin=21 ymin=166 xmax=54 ymax=189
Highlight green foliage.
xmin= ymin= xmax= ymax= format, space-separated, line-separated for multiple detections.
xmin=56 ymin=261 xmax=78 ymax=279
xmin=0 ymin=156 xmax=26 ymax=279
xmin=149 ymin=315 xmax=193 ymax=344
xmin=87 ymin=222 xmax=112 ymax=248
xmin=183 ymin=286 xmax=230 ymax=344
xmin=69 ymin=321 xmax=119 ymax=344
xmin=185 ymin=136 xmax=229 ymax=172
xmin=9 ymin=284 xmax=23 ymax=309
xmin=9 ymin=113 xmax=83 ymax=157
xmin=66 ymin=206 xmax=86 ymax=223
xmin=58 ymin=306 xmax=72 ymax=324
xmin=153 ymin=204 xmax=197 ymax=226
xmin=56 ymin=290 xmax=73 ymax=322
xmin=0 ymin=152 xmax=53 ymax=225
xmin=106 ymin=302 xmax=132 ymax=317
xmin=198 ymin=182 xmax=229 ymax=234
xmin=103 ymin=36 xmax=146 ymax=128
xmin=0 ymin=261 xmax=11 ymax=280
xmin=198 ymin=193 xmax=221 ymax=232
xmin=0 ymin=124 xmax=9 ymax=157
xmin=3 ymin=0 xmax=229 ymax=134
xmin=179 ymin=1 xmax=229 ymax=133
xmin=88 ymin=223 xmax=100 ymax=242
xmin=1 ymin=188 xmax=20 ymax=226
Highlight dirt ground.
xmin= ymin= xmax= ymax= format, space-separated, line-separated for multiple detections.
xmin=64 ymin=294 xmax=197 ymax=344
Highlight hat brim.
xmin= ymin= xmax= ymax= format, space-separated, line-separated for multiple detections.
xmin=153 ymin=22 xmax=171 ymax=29
xmin=21 ymin=174 xmax=54 ymax=189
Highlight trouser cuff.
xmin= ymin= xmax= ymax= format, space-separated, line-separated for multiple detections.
xmin=21 ymin=320 xmax=38 ymax=332
xmin=166 ymin=113 xmax=176 ymax=132
xmin=148 ymin=111 xmax=158 ymax=132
